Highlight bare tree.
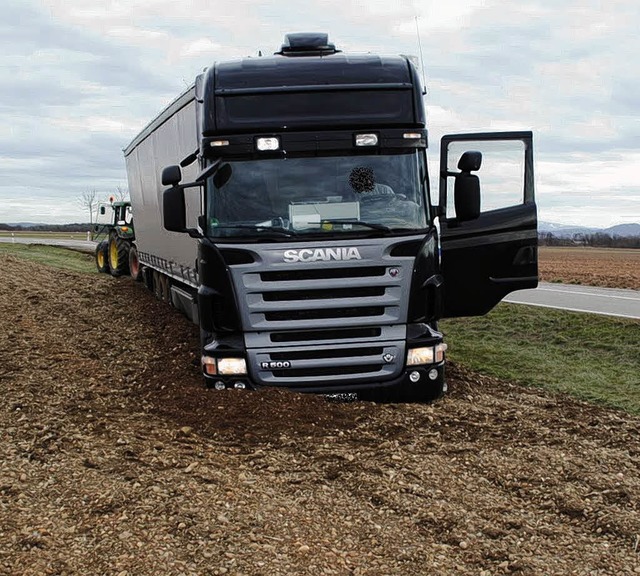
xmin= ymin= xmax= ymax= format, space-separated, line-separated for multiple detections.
xmin=113 ymin=185 xmax=129 ymax=202
xmin=78 ymin=189 xmax=98 ymax=239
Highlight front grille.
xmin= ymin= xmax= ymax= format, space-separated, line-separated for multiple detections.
xmin=272 ymin=365 xmax=381 ymax=378
xmin=269 ymin=327 xmax=382 ymax=343
xmin=250 ymin=340 xmax=405 ymax=386
xmin=261 ymin=266 xmax=386 ymax=282
xmin=270 ymin=347 xmax=383 ymax=361
xmin=265 ymin=306 xmax=384 ymax=322
xmin=225 ymin=236 xmax=422 ymax=386
xmin=263 ymin=286 xmax=385 ymax=302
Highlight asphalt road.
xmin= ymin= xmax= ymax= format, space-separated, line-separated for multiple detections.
xmin=2 ymin=237 xmax=639 ymax=320
xmin=504 ymin=282 xmax=640 ymax=320
xmin=0 ymin=236 xmax=97 ymax=253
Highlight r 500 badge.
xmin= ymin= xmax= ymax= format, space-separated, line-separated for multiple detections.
xmin=260 ymin=361 xmax=291 ymax=370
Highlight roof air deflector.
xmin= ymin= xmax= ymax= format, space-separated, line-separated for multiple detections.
xmin=277 ymin=33 xmax=340 ymax=57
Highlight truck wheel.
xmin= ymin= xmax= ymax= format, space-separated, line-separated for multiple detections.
xmin=152 ymin=270 xmax=171 ymax=303
xmin=129 ymin=245 xmax=142 ymax=282
xmin=95 ymin=241 xmax=109 ymax=273
xmin=152 ymin=270 xmax=162 ymax=299
xmin=160 ymin=274 xmax=171 ymax=303
xmin=108 ymin=233 xmax=130 ymax=277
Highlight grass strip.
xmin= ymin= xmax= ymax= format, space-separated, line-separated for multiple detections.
xmin=441 ymin=303 xmax=640 ymax=414
xmin=0 ymin=243 xmax=95 ymax=274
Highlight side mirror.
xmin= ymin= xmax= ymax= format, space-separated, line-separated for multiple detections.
xmin=161 ymin=165 xmax=182 ymax=186
xmin=457 ymin=151 xmax=482 ymax=172
xmin=163 ymin=186 xmax=187 ymax=232
xmin=454 ymin=151 xmax=482 ymax=221
xmin=100 ymin=206 xmax=106 ymax=215
xmin=213 ymin=163 xmax=233 ymax=189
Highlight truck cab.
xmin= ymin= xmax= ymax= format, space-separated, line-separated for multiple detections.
xmin=131 ymin=33 xmax=537 ymax=401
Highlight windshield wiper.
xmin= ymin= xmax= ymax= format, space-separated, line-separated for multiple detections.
xmin=210 ymin=224 xmax=297 ymax=237
xmin=320 ymin=219 xmax=392 ymax=233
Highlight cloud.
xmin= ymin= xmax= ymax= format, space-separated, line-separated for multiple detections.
xmin=0 ymin=0 xmax=638 ymax=226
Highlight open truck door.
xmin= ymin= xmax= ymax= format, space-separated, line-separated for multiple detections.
xmin=438 ymin=131 xmax=537 ymax=318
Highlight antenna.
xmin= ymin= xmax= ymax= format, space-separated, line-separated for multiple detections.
xmin=415 ymin=16 xmax=427 ymax=95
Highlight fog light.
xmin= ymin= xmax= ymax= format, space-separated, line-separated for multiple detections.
xmin=428 ymin=368 xmax=439 ymax=381
xmin=409 ymin=371 xmax=421 ymax=383
xmin=407 ymin=346 xmax=435 ymax=366
xmin=214 ymin=381 xmax=226 ymax=390
xmin=217 ymin=358 xmax=247 ymax=375
xmin=233 ymin=382 xmax=247 ymax=390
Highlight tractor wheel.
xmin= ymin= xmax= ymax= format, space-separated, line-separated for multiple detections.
xmin=95 ymin=241 xmax=109 ymax=273
xmin=108 ymin=233 xmax=130 ymax=277
xmin=129 ymin=245 xmax=142 ymax=282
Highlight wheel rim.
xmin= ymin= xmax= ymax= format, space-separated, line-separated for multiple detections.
xmin=97 ymin=250 xmax=105 ymax=268
xmin=130 ymin=251 xmax=139 ymax=277
xmin=109 ymin=240 xmax=119 ymax=269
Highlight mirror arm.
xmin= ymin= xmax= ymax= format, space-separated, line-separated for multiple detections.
xmin=167 ymin=180 xmax=203 ymax=192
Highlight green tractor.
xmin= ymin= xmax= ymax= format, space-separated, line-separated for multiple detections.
xmin=94 ymin=200 xmax=141 ymax=280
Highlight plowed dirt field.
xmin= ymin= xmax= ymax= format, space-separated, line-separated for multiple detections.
xmin=539 ymin=247 xmax=640 ymax=290
xmin=1 ymin=251 xmax=640 ymax=575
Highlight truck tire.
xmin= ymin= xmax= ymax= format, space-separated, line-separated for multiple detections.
xmin=152 ymin=270 xmax=171 ymax=303
xmin=108 ymin=233 xmax=130 ymax=277
xmin=128 ymin=245 xmax=142 ymax=282
xmin=95 ymin=241 xmax=109 ymax=273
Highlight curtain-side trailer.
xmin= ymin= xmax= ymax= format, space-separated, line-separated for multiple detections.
xmin=123 ymin=33 xmax=538 ymax=402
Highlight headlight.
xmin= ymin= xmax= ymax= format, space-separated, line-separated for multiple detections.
xmin=217 ymin=357 xmax=248 ymax=375
xmin=407 ymin=347 xmax=435 ymax=366
xmin=407 ymin=343 xmax=447 ymax=366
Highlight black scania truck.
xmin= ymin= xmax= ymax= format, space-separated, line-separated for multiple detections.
xmin=123 ymin=33 xmax=537 ymax=402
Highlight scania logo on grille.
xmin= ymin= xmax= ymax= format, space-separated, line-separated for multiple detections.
xmin=260 ymin=361 xmax=291 ymax=370
xmin=282 ymin=247 xmax=362 ymax=263
xmin=383 ymin=353 xmax=395 ymax=363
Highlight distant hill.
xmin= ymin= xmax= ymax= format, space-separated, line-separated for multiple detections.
xmin=539 ymin=221 xmax=640 ymax=238
xmin=606 ymin=223 xmax=640 ymax=237
xmin=1 ymin=223 xmax=91 ymax=232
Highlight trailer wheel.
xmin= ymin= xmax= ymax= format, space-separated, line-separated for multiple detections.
xmin=152 ymin=270 xmax=162 ymax=299
xmin=95 ymin=241 xmax=109 ymax=273
xmin=108 ymin=233 xmax=130 ymax=277
xmin=152 ymin=270 xmax=171 ymax=303
xmin=160 ymin=274 xmax=171 ymax=303
xmin=128 ymin=245 xmax=142 ymax=282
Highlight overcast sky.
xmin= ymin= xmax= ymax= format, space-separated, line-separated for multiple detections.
xmin=1 ymin=0 xmax=638 ymax=227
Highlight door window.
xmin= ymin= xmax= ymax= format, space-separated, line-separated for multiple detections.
xmin=444 ymin=139 xmax=525 ymax=219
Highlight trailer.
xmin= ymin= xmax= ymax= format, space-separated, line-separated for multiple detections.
xmin=123 ymin=33 xmax=538 ymax=401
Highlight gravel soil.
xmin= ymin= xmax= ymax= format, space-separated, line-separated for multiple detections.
xmin=1 ymin=253 xmax=640 ymax=575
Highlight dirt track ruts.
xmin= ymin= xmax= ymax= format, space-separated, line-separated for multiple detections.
xmin=1 ymin=253 xmax=640 ymax=575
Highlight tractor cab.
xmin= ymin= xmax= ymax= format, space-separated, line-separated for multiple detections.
xmin=94 ymin=199 xmax=139 ymax=278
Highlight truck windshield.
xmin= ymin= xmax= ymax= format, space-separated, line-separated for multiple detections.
xmin=205 ymin=150 xmax=429 ymax=238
